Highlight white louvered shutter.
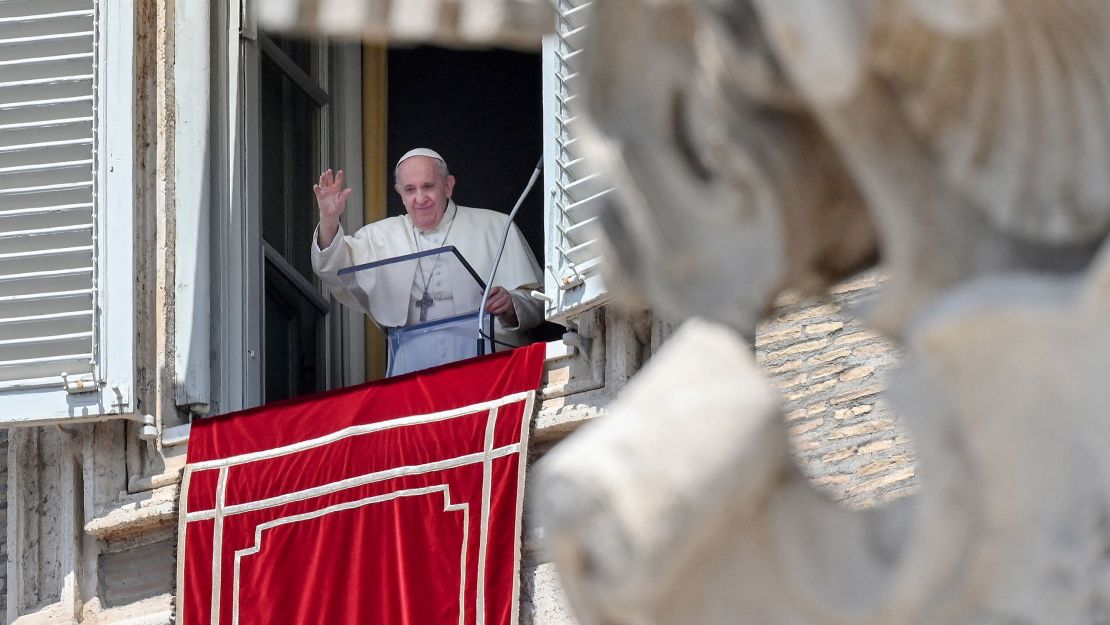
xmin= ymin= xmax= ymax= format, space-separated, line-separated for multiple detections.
xmin=542 ymin=0 xmax=612 ymax=324
xmin=0 ymin=0 xmax=133 ymax=422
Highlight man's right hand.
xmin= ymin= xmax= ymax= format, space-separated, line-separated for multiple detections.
xmin=314 ymin=168 xmax=353 ymax=248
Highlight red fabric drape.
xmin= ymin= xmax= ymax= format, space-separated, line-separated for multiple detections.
xmin=178 ymin=344 xmax=546 ymax=625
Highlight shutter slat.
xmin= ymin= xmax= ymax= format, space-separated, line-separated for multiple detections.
xmin=0 ymin=190 xmax=96 ymax=212
xmin=0 ymin=245 xmax=92 ymax=262
xmin=0 ymin=288 xmax=93 ymax=304
xmin=557 ymin=238 xmax=600 ymax=264
xmin=0 ymin=201 xmax=92 ymax=217
xmin=0 ymin=10 xmax=94 ymax=26
xmin=0 ymin=159 xmax=92 ymax=176
xmin=0 ymin=52 xmax=93 ymax=67
xmin=0 ymin=96 xmax=93 ymax=113
xmin=0 ymin=330 xmax=92 ymax=348
xmin=0 ymin=74 xmax=94 ymax=90
xmin=0 ymin=315 xmax=90 ymax=345
xmin=0 ymin=266 xmax=92 ymax=284
xmin=0 ymin=32 xmax=93 ymax=47
xmin=0 ymin=116 xmax=94 ymax=132
xmin=0 ymin=181 xmax=92 ymax=196
xmin=0 ymin=353 xmax=91 ymax=370
xmin=560 ymin=215 xmax=601 ymax=243
xmin=0 ymin=223 xmax=92 ymax=237
xmin=0 ymin=139 xmax=92 ymax=154
xmin=0 ymin=310 xmax=89 ymax=326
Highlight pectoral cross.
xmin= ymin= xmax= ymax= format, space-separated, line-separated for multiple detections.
xmin=416 ymin=290 xmax=434 ymax=322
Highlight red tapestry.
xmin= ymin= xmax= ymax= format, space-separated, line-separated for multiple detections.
xmin=177 ymin=344 xmax=546 ymax=625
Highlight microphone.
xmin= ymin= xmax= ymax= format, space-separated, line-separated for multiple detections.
xmin=476 ymin=156 xmax=545 ymax=356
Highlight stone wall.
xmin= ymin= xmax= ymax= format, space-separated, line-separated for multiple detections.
xmin=755 ymin=272 xmax=917 ymax=508
xmin=0 ymin=429 xmax=6 ymax=624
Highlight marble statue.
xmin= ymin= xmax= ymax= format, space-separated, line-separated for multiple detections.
xmin=535 ymin=2 xmax=1110 ymax=624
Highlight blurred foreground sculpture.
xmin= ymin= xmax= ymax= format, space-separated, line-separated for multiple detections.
xmin=258 ymin=0 xmax=555 ymax=49
xmin=537 ymin=1 xmax=1110 ymax=624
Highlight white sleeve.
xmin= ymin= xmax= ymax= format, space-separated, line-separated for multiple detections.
xmin=499 ymin=288 xmax=542 ymax=332
xmin=311 ymin=222 xmax=376 ymax=317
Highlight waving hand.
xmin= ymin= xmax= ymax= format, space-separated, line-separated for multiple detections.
xmin=314 ymin=168 xmax=353 ymax=248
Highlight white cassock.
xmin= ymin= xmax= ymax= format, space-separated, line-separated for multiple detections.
xmin=311 ymin=201 xmax=544 ymax=375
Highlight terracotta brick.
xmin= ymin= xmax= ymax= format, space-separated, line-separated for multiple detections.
xmin=793 ymin=440 xmax=821 ymax=451
xmin=827 ymin=418 xmax=895 ymax=440
xmin=829 ymin=385 xmax=884 ymax=405
xmin=774 ymin=304 xmax=840 ymax=324
xmin=805 ymin=321 xmax=844 ymax=336
xmin=789 ymin=418 xmax=825 ymax=436
xmin=839 ymin=366 xmax=875 ymax=382
xmin=839 ymin=330 xmax=883 ymax=345
xmin=858 ymin=438 xmax=895 ymax=454
xmin=858 ymin=453 xmax=912 ymax=477
xmin=820 ymin=448 xmax=855 ymax=463
xmin=784 ymin=378 xmax=837 ymax=402
xmin=846 ymin=466 xmax=916 ymax=497
xmin=806 ymin=348 xmax=853 ymax=365
xmin=764 ymin=338 xmax=830 ymax=360
xmin=755 ymin=327 xmax=803 ymax=347
xmin=807 ymin=364 xmax=841 ymax=381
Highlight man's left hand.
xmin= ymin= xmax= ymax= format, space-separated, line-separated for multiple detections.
xmin=485 ymin=286 xmax=518 ymax=326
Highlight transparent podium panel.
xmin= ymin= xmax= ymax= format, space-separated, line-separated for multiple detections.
xmin=337 ymin=246 xmax=495 ymax=376
xmin=384 ymin=311 xmax=494 ymax=376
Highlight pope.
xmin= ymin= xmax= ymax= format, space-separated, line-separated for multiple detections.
xmin=311 ymin=148 xmax=544 ymax=375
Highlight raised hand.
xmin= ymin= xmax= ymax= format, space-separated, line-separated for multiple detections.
xmin=314 ymin=169 xmax=353 ymax=248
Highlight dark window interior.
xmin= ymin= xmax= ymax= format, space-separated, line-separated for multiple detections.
xmin=386 ymin=45 xmax=545 ymax=261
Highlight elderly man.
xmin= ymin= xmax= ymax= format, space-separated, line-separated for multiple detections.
xmin=311 ymin=148 xmax=544 ymax=375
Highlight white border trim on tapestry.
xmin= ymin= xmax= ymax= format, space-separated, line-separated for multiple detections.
xmin=230 ymin=485 xmax=469 ymax=625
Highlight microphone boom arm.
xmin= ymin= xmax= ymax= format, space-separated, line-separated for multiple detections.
xmin=477 ymin=156 xmax=545 ymax=355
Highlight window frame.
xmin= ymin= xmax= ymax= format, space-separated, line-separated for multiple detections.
xmin=214 ymin=2 xmax=364 ymax=414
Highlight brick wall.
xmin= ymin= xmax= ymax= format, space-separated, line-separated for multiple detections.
xmin=755 ymin=272 xmax=918 ymax=508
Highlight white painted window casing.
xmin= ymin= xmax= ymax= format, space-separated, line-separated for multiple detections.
xmin=542 ymin=0 xmax=612 ymax=325
xmin=0 ymin=0 xmax=134 ymax=423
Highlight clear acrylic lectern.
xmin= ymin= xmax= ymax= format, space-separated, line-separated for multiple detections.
xmin=337 ymin=246 xmax=495 ymax=377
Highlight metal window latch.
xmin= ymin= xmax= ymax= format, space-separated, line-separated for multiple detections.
xmin=61 ymin=372 xmax=98 ymax=394
xmin=111 ymin=384 xmax=130 ymax=413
